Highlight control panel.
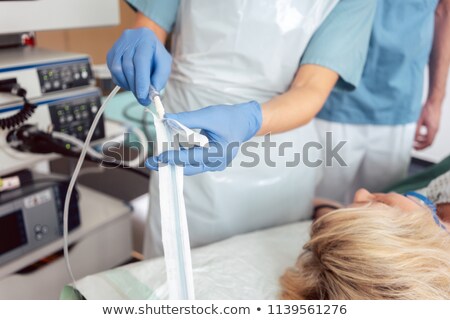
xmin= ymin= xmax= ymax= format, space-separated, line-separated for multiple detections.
xmin=0 ymin=181 xmax=80 ymax=267
xmin=48 ymin=91 xmax=105 ymax=141
xmin=37 ymin=61 xmax=94 ymax=94
xmin=0 ymin=47 xmax=97 ymax=106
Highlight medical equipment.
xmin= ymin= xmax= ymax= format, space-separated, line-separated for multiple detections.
xmin=403 ymin=191 xmax=447 ymax=230
xmin=62 ymin=84 xmax=207 ymax=299
xmin=150 ymin=88 xmax=211 ymax=299
xmin=0 ymin=178 xmax=80 ymax=267
xmin=0 ymin=47 xmax=95 ymax=105
xmin=0 ymin=47 xmax=108 ymax=176
xmin=151 ymin=110 xmax=194 ymax=300
xmin=0 ymin=89 xmax=108 ymax=174
xmin=0 ymin=47 xmax=100 ymax=141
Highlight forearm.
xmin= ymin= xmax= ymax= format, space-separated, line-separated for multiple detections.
xmin=134 ymin=12 xmax=169 ymax=44
xmin=427 ymin=0 xmax=450 ymax=108
xmin=258 ymin=64 xmax=338 ymax=135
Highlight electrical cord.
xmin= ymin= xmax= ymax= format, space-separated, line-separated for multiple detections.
xmin=0 ymin=82 xmax=37 ymax=130
xmin=6 ymin=129 xmax=149 ymax=178
xmin=62 ymin=86 xmax=121 ymax=289
xmin=7 ymin=122 xmax=149 ymax=169
xmin=51 ymin=131 xmax=104 ymax=160
xmin=6 ymin=124 xmax=89 ymax=159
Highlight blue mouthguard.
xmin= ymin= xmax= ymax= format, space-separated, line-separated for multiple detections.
xmin=403 ymin=191 xmax=447 ymax=231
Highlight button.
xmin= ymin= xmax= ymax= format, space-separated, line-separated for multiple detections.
xmin=82 ymin=111 xmax=89 ymax=119
xmin=91 ymin=105 xmax=98 ymax=113
xmin=53 ymin=80 xmax=60 ymax=88
xmin=81 ymin=71 xmax=88 ymax=79
xmin=34 ymin=224 xmax=42 ymax=233
xmin=66 ymin=115 xmax=74 ymax=122
xmin=74 ymin=72 xmax=80 ymax=80
xmin=35 ymin=233 xmax=43 ymax=241
xmin=44 ymin=82 xmax=51 ymax=90
xmin=42 ymin=226 xmax=48 ymax=234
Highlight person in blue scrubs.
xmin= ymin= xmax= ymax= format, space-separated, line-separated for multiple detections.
xmin=315 ymin=0 xmax=450 ymax=204
xmin=109 ymin=0 xmax=376 ymax=257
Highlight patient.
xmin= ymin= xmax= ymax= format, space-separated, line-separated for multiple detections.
xmin=280 ymin=173 xmax=450 ymax=300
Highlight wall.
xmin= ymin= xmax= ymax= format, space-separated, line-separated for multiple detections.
xmin=34 ymin=1 xmax=135 ymax=64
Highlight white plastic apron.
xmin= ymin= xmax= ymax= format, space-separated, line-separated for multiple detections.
xmin=145 ymin=0 xmax=339 ymax=258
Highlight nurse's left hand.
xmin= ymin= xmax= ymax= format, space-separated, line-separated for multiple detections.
xmin=414 ymin=102 xmax=442 ymax=150
xmin=145 ymin=101 xmax=263 ymax=175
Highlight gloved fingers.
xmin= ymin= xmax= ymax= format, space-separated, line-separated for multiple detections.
xmin=134 ymin=40 xmax=154 ymax=106
xmin=108 ymin=49 xmax=130 ymax=91
xmin=165 ymin=109 xmax=217 ymax=133
xmin=145 ymin=154 xmax=205 ymax=176
xmin=158 ymin=149 xmax=210 ymax=176
xmin=122 ymin=47 xmax=137 ymax=96
xmin=157 ymin=145 xmax=229 ymax=175
xmin=145 ymin=157 xmax=159 ymax=171
xmin=151 ymin=44 xmax=172 ymax=92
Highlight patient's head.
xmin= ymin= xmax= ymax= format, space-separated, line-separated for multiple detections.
xmin=280 ymin=190 xmax=450 ymax=300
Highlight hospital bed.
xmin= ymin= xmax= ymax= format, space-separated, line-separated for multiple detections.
xmin=61 ymin=221 xmax=311 ymax=300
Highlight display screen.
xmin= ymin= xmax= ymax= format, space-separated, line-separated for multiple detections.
xmin=0 ymin=210 xmax=27 ymax=255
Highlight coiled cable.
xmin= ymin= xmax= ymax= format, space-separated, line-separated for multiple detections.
xmin=0 ymin=84 xmax=37 ymax=130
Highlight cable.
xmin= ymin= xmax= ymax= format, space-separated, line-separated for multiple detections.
xmin=0 ymin=83 xmax=37 ymax=130
xmin=51 ymin=131 xmax=104 ymax=160
xmin=7 ymin=124 xmax=150 ymax=177
xmin=63 ymin=85 xmax=121 ymax=289
xmin=59 ymin=85 xmax=150 ymax=290
xmin=70 ymin=150 xmax=150 ymax=180
xmin=9 ymin=124 xmax=148 ymax=168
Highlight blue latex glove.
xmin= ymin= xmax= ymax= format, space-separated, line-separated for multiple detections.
xmin=145 ymin=101 xmax=263 ymax=175
xmin=107 ymin=27 xmax=172 ymax=106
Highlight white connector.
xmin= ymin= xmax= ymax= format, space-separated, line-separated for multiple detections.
xmin=149 ymin=85 xmax=165 ymax=119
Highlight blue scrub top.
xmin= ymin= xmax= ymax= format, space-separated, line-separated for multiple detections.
xmin=317 ymin=0 xmax=440 ymax=125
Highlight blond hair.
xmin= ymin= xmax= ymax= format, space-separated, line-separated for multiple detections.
xmin=280 ymin=206 xmax=450 ymax=299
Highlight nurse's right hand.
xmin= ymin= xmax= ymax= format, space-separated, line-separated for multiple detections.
xmin=145 ymin=101 xmax=263 ymax=175
xmin=107 ymin=27 xmax=172 ymax=106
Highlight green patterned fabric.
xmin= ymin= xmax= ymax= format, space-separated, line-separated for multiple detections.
xmin=386 ymin=155 xmax=450 ymax=194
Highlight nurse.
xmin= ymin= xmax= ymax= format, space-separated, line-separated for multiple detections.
xmin=108 ymin=0 xmax=376 ymax=257
xmin=315 ymin=0 xmax=450 ymax=204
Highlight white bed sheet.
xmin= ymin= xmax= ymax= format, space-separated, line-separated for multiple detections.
xmin=63 ymin=221 xmax=312 ymax=300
